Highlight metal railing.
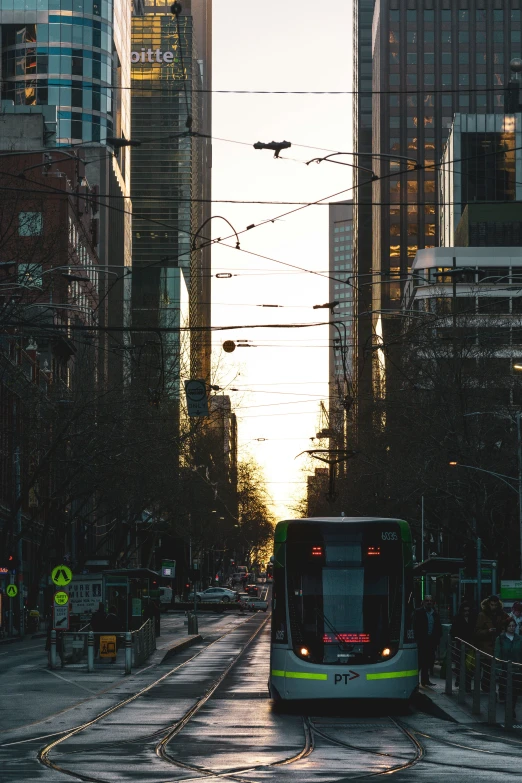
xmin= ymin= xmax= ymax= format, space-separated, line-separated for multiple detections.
xmin=49 ymin=618 xmax=156 ymax=675
xmin=445 ymin=636 xmax=522 ymax=729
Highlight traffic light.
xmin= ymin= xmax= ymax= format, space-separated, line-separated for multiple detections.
xmin=0 ymin=552 xmax=18 ymax=571
xmin=463 ymin=542 xmax=477 ymax=578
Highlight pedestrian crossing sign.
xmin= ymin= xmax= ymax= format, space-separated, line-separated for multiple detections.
xmin=6 ymin=584 xmax=18 ymax=598
xmin=100 ymin=635 xmax=117 ymax=657
xmin=51 ymin=564 xmax=72 ymax=586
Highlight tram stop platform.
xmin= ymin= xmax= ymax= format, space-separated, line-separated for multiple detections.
xmin=417 ymin=676 xmax=522 ymax=732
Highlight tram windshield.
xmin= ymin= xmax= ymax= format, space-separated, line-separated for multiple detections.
xmin=286 ymin=522 xmax=403 ymax=665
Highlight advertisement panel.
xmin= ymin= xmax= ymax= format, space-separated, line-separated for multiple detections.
xmin=69 ymin=575 xmax=103 ymax=614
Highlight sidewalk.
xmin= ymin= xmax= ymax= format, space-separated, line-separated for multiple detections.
xmin=417 ymin=676 xmax=522 ymax=731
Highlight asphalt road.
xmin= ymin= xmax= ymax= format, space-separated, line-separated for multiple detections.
xmin=1 ymin=614 xmax=521 ymax=782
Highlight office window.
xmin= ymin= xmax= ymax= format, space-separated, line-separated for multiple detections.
xmin=407 ymin=117 xmax=418 ymax=128
xmin=476 ymin=32 xmax=486 ymax=43
xmin=407 ymin=31 xmax=417 ymax=43
xmin=460 ymin=94 xmax=470 ymax=108
xmin=441 ymin=31 xmax=451 ymax=44
xmin=476 ymin=74 xmax=486 ymax=86
xmin=459 ymin=74 xmax=470 ymax=86
xmin=513 ymin=11 xmax=521 ymax=22
xmin=476 ymin=95 xmax=487 ymax=108
xmin=512 ymin=31 xmax=521 ymax=43
xmin=459 ymin=10 xmax=469 ymax=22
xmin=390 ymin=137 xmax=400 ymax=151
xmin=390 ymin=52 xmax=399 ymax=64
xmin=441 ymin=73 xmax=452 ymax=87
xmin=425 ymin=224 xmax=436 ymax=236
xmin=389 ymin=31 xmax=398 ymax=44
xmin=390 ymin=117 xmax=400 ymax=128
xmin=407 ymin=94 xmax=417 ymax=107
xmin=441 ymin=53 xmax=452 ymax=65
xmin=390 ymin=10 xmax=399 ymax=22
xmin=442 ymin=95 xmax=452 ymax=107
xmin=425 ymin=10 xmax=434 ymax=23
xmin=424 ymin=53 xmax=434 ymax=65
xmin=476 ymin=10 xmax=487 ymax=22
xmin=407 ymin=53 xmax=417 ymax=65
xmin=19 ymin=212 xmax=43 ymax=235
xmin=494 ymin=52 xmax=504 ymax=65
xmin=406 ymin=11 xmax=416 ymax=22
xmin=424 ymin=94 xmax=434 ymax=107
xmin=476 ymin=52 xmax=487 ymax=64
xmin=459 ymin=53 xmax=469 ymax=65
xmin=494 ymin=73 xmax=504 ymax=86
xmin=494 ymin=10 xmax=504 ymax=22
xmin=390 ymin=74 xmax=399 ymax=85
xmin=424 ymin=31 xmax=434 ymax=43
xmin=441 ymin=10 xmax=451 ymax=22
xmin=389 ymin=95 xmax=399 ymax=107
xmin=459 ymin=32 xmax=469 ymax=43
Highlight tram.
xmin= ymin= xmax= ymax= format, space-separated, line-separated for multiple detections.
xmin=269 ymin=517 xmax=417 ymax=701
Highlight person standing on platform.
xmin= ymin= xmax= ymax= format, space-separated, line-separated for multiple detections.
xmin=414 ymin=594 xmax=442 ymax=687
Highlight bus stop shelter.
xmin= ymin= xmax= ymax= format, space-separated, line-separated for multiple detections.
xmin=103 ymin=568 xmax=160 ymax=631
xmin=414 ymin=556 xmax=498 ymax=620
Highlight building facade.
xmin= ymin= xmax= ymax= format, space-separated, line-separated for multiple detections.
xmin=441 ymin=112 xmax=522 ymax=246
xmin=329 ymin=201 xmax=354 ymax=448
xmin=131 ymin=0 xmax=212 ymax=388
xmin=370 ymin=0 xmax=522 ymax=397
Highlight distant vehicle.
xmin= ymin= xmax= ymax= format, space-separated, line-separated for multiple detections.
xmin=231 ymin=572 xmax=246 ymax=584
xmin=257 ymin=573 xmax=267 ymax=584
xmin=237 ymin=592 xmax=250 ymax=604
xmin=159 ymin=587 xmax=173 ymax=611
xmin=246 ymin=596 xmax=268 ymax=612
xmin=188 ymin=587 xmax=238 ymax=603
xmin=237 ymin=565 xmax=248 ymax=574
xmin=246 ymin=584 xmax=258 ymax=596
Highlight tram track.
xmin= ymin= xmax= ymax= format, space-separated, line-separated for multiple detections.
xmin=36 ymin=614 xmax=268 ymax=783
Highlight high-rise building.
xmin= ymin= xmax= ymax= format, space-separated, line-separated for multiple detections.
xmin=329 ymin=201 xmax=353 ymax=447
xmin=352 ymin=0 xmax=375 ymax=433
xmin=130 ymin=0 xmax=212 ymax=389
xmin=369 ymin=0 xmax=522 ymax=397
xmin=441 ymin=112 xmax=522 ymax=247
xmin=0 ymin=0 xmax=135 ymax=388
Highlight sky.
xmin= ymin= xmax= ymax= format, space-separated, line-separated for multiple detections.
xmin=211 ymin=0 xmax=353 ymax=520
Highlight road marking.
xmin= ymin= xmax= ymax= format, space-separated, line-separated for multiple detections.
xmin=43 ymin=669 xmax=98 ymax=693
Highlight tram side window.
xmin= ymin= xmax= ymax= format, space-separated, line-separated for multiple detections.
xmin=271 ymin=545 xmax=288 ymax=644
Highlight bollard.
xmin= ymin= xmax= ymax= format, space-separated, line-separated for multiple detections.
xmin=458 ymin=643 xmax=467 ymax=705
xmin=505 ymin=661 xmax=514 ymax=730
xmin=445 ymin=637 xmax=453 ymax=695
xmin=473 ymin=650 xmax=482 ymax=715
xmin=87 ymin=631 xmax=94 ymax=672
xmin=50 ymin=629 xmax=57 ymax=670
xmin=487 ymin=655 xmax=497 ymax=725
xmin=125 ymin=632 xmax=132 ymax=675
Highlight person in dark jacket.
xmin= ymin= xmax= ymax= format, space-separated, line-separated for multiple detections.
xmin=495 ymin=618 xmax=522 ymax=715
xmin=474 ymin=594 xmax=509 ymax=691
xmin=414 ymin=595 xmax=442 ymax=687
xmin=451 ymin=602 xmax=474 ymax=690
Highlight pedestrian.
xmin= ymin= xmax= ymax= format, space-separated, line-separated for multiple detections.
xmin=90 ymin=601 xmax=106 ymax=658
xmin=494 ymin=618 xmax=522 ymax=716
xmin=414 ymin=594 xmax=442 ymax=687
xmin=509 ymin=602 xmax=522 ymax=635
xmin=474 ymin=594 xmax=509 ymax=691
xmin=451 ymin=602 xmax=475 ymax=691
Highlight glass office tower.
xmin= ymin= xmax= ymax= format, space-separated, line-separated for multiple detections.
xmin=0 ymin=0 xmax=130 ymax=145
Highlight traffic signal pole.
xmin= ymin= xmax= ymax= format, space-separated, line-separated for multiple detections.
xmin=15 ymin=445 xmax=23 ymax=639
xmin=518 ymin=412 xmax=522 ymax=580
xmin=476 ymin=537 xmax=482 ymax=604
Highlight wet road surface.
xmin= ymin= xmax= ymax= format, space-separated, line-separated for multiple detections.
xmin=2 ymin=614 xmax=521 ymax=782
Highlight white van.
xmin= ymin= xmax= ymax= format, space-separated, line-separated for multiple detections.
xmin=159 ymin=586 xmax=173 ymax=611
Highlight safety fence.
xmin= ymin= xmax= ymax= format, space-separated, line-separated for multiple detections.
xmin=446 ymin=637 xmax=522 ymax=729
xmin=49 ymin=618 xmax=156 ymax=675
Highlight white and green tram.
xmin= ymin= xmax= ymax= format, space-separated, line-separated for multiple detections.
xmin=269 ymin=517 xmax=418 ymax=702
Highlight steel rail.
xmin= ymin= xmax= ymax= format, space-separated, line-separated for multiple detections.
xmin=37 ymin=614 xmax=263 ymax=782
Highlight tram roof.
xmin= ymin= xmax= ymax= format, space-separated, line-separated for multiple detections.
xmin=275 ymin=517 xmax=410 ymax=543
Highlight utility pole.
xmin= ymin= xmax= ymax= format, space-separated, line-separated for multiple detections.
xmin=518 ymin=411 xmax=522 ymax=579
xmin=476 ymin=537 xmax=482 ymax=604
xmin=13 ymin=400 xmax=24 ymax=639
xmin=421 ymin=495 xmax=425 ymax=598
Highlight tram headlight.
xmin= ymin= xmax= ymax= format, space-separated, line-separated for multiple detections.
xmin=381 ymin=647 xmax=391 ymax=657
xmin=299 ymin=646 xmax=310 ymax=657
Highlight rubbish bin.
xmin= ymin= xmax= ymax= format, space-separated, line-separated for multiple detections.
xmin=187 ymin=612 xmax=198 ymax=635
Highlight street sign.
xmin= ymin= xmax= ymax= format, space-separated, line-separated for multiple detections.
xmin=184 ymin=379 xmax=209 ymax=417
xmin=100 ymin=635 xmax=117 ymax=657
xmin=501 ymin=580 xmax=522 ymax=600
xmin=54 ymin=591 xmax=69 ymax=606
xmin=6 ymin=584 xmax=18 ymax=598
xmin=53 ymin=604 xmax=69 ymax=630
xmin=161 ymin=560 xmax=176 ymax=578
xmin=51 ymin=564 xmax=73 ymax=587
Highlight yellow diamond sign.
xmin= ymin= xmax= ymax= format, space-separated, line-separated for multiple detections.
xmin=51 ymin=564 xmax=72 ymax=587
xmin=54 ymin=591 xmax=69 ymax=606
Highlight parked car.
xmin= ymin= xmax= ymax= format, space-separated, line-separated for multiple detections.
xmin=187 ymin=587 xmax=238 ymax=603
xmin=246 ymin=584 xmax=258 ymax=596
xmin=246 ymin=596 xmax=268 ymax=612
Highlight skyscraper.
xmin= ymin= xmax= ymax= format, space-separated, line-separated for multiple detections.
xmin=130 ymin=0 xmax=212 ymax=388
xmin=329 ymin=201 xmax=353 ymax=448
xmin=369 ymin=0 xmax=522 ymax=398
